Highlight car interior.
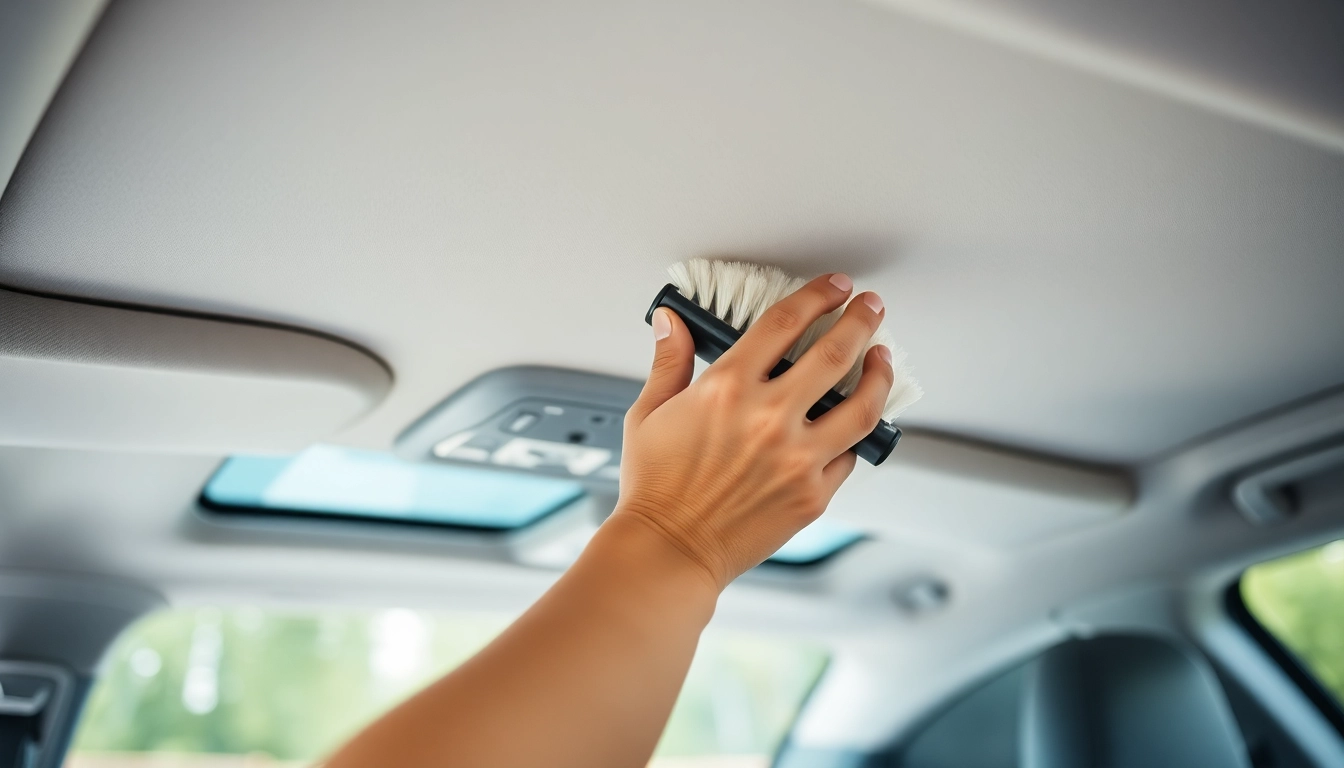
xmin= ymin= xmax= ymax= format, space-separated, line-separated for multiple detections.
xmin=2 ymin=1 xmax=1343 ymax=767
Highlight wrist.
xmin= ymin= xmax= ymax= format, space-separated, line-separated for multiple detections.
xmin=577 ymin=510 xmax=722 ymax=621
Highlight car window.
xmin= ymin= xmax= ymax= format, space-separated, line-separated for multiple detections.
xmin=1240 ymin=539 xmax=1344 ymax=708
xmin=64 ymin=607 xmax=828 ymax=768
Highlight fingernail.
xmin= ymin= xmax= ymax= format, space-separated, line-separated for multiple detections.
xmin=652 ymin=308 xmax=672 ymax=340
xmin=875 ymin=345 xmax=892 ymax=365
xmin=829 ymin=273 xmax=853 ymax=293
xmin=862 ymin=292 xmax=884 ymax=314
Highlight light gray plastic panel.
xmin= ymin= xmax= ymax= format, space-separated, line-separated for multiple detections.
xmin=396 ymin=366 xmax=643 ymax=490
xmin=1232 ymin=440 xmax=1344 ymax=526
xmin=0 ymin=287 xmax=391 ymax=453
xmin=829 ymin=430 xmax=1134 ymax=549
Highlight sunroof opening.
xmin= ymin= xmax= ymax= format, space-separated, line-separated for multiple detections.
xmin=202 ymin=445 xmax=585 ymax=531
xmin=201 ymin=445 xmax=865 ymax=563
xmin=767 ymin=519 xmax=865 ymax=565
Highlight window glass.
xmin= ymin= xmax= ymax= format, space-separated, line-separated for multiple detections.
xmin=65 ymin=608 xmax=828 ymax=768
xmin=1241 ymin=538 xmax=1344 ymax=705
xmin=203 ymin=445 xmax=585 ymax=530
xmin=767 ymin=520 xmax=863 ymax=565
xmin=202 ymin=445 xmax=866 ymax=565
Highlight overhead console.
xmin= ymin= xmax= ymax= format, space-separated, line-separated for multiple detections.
xmin=396 ymin=366 xmax=642 ymax=493
xmin=0 ymin=287 xmax=391 ymax=454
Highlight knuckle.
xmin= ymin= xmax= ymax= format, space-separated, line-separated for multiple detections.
xmin=781 ymin=448 xmax=817 ymax=480
xmin=816 ymin=338 xmax=856 ymax=371
xmin=761 ymin=302 xmax=805 ymax=336
xmin=652 ymin=345 xmax=681 ymax=371
xmin=746 ymin=410 xmax=788 ymax=442
xmin=851 ymin=398 xmax=883 ymax=430
xmin=698 ymin=369 xmax=745 ymax=405
xmin=805 ymin=281 xmax=834 ymax=302
xmin=876 ymin=355 xmax=896 ymax=381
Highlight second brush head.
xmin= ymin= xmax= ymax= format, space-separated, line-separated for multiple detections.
xmin=645 ymin=259 xmax=922 ymax=466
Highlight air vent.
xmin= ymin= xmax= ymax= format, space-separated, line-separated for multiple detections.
xmin=1232 ymin=441 xmax=1344 ymax=525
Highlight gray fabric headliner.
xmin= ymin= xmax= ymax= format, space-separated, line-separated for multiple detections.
xmin=2 ymin=0 xmax=1342 ymax=463
xmin=2 ymin=0 xmax=1344 ymax=757
xmin=0 ymin=0 xmax=102 ymax=196
xmin=871 ymin=0 xmax=1344 ymax=151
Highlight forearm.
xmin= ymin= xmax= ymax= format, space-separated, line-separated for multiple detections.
xmin=325 ymin=512 xmax=719 ymax=768
xmin=327 ymin=272 xmax=892 ymax=767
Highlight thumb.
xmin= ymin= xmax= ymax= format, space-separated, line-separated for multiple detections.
xmin=628 ymin=307 xmax=695 ymax=424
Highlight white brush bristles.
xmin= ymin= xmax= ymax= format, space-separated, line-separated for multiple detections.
xmin=667 ymin=258 xmax=923 ymax=420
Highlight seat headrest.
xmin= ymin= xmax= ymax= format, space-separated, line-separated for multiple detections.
xmin=1020 ymin=635 xmax=1249 ymax=768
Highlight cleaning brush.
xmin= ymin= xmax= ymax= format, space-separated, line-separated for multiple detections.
xmin=645 ymin=259 xmax=922 ymax=465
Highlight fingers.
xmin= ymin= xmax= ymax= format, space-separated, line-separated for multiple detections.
xmin=721 ymin=273 xmax=854 ymax=375
xmin=819 ymin=450 xmax=858 ymax=498
xmin=782 ymin=291 xmax=884 ymax=406
xmin=810 ymin=345 xmax=895 ymax=457
xmin=628 ymin=308 xmax=695 ymax=426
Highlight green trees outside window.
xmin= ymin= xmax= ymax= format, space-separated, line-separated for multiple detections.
xmin=67 ymin=608 xmax=828 ymax=768
xmin=1242 ymin=539 xmax=1344 ymax=706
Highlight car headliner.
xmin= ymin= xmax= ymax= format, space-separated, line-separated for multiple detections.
xmin=1 ymin=0 xmax=1343 ymax=758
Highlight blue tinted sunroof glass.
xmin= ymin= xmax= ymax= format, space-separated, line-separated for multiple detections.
xmin=203 ymin=445 xmax=863 ymax=561
xmin=203 ymin=445 xmax=585 ymax=530
xmin=768 ymin=519 xmax=865 ymax=565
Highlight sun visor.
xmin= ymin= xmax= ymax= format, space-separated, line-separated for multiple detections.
xmin=0 ymin=287 xmax=391 ymax=453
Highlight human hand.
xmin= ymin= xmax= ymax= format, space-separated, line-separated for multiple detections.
xmin=611 ymin=273 xmax=894 ymax=591
xmin=325 ymin=274 xmax=893 ymax=768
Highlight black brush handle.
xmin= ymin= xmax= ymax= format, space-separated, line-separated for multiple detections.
xmin=645 ymin=284 xmax=901 ymax=465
